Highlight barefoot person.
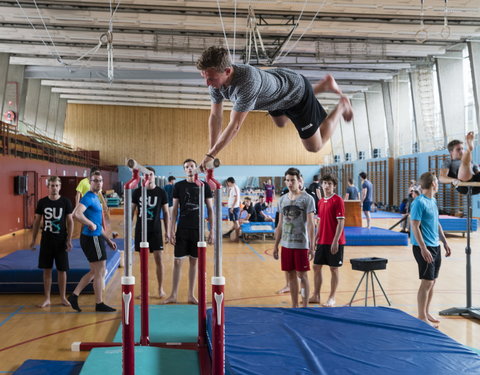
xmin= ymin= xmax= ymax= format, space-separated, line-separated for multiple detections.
xmin=309 ymin=174 xmax=345 ymax=307
xmin=410 ymin=172 xmax=451 ymax=327
xmin=196 ymin=46 xmax=353 ymax=170
xmin=273 ymin=168 xmax=316 ymax=308
xmin=132 ymin=167 xmax=170 ymax=299
xmin=164 ymin=159 xmax=214 ymax=304
xmin=68 ymin=171 xmax=117 ymax=312
xmin=30 ymin=176 xmax=73 ymax=308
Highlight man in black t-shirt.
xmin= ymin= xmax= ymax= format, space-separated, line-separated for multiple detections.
xmin=132 ymin=167 xmax=170 ymax=299
xmin=164 ymin=159 xmax=214 ymax=305
xmin=240 ymin=197 xmax=255 ymax=222
xmin=30 ymin=176 xmax=73 ymax=308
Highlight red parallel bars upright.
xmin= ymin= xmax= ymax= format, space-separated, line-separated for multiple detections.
xmin=139 ymin=172 xmax=151 ymax=346
xmin=205 ymin=168 xmax=225 ymax=375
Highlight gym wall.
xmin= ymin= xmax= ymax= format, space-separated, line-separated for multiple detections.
xmin=63 ymin=104 xmax=332 ymax=166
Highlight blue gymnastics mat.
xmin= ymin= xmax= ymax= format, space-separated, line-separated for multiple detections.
xmin=363 ymin=211 xmax=402 ymax=219
xmin=13 ymin=359 xmax=83 ymax=375
xmin=206 ymin=306 xmax=480 ymax=375
xmin=112 ymin=305 xmax=198 ymax=343
xmin=439 ymin=215 xmax=478 ymax=232
xmin=0 ymin=238 xmax=122 ymax=293
xmin=345 ymin=226 xmax=408 ymax=246
xmin=80 ymin=346 xmax=200 ymax=375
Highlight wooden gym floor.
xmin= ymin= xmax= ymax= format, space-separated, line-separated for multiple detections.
xmin=0 ymin=214 xmax=479 ymax=372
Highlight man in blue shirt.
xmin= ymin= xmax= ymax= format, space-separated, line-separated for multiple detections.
xmin=359 ymin=172 xmax=373 ymax=229
xmin=410 ymin=172 xmax=451 ymax=328
xmin=69 ymin=171 xmax=117 ymax=312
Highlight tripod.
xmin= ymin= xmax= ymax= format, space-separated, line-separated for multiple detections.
xmin=439 ymin=183 xmax=480 ymax=320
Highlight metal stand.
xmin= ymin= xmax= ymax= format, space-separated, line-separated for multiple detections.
xmin=349 ymin=270 xmax=391 ymax=307
xmin=440 ymin=185 xmax=480 ymax=319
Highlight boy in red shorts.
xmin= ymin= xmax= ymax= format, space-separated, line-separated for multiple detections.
xmin=273 ymin=168 xmax=316 ymax=308
xmin=309 ymin=174 xmax=345 ymax=307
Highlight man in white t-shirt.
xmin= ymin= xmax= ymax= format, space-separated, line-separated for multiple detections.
xmin=224 ymin=177 xmax=241 ymax=241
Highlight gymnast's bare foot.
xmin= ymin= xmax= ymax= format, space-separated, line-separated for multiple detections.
xmin=308 ymin=295 xmax=320 ymax=304
xmin=339 ymin=96 xmax=353 ymax=122
xmin=420 ymin=318 xmax=439 ymax=329
xmin=466 ymin=131 xmax=475 ymax=152
xmin=188 ymin=296 xmax=198 ymax=305
xmin=427 ymin=313 xmax=440 ymax=324
xmin=158 ymin=290 xmax=166 ymax=299
xmin=314 ymin=74 xmax=343 ymax=96
xmin=322 ymin=298 xmax=336 ymax=307
xmin=276 ymin=286 xmax=290 ymax=294
xmin=37 ymin=299 xmax=51 ymax=308
xmin=61 ymin=298 xmax=71 ymax=307
xmin=162 ymin=295 xmax=177 ymax=304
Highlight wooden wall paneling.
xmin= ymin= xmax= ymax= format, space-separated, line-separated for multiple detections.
xmin=64 ymin=104 xmax=332 ymax=166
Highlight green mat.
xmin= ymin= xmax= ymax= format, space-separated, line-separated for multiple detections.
xmin=80 ymin=346 xmax=200 ymax=375
xmin=113 ymin=305 xmax=198 ymax=343
xmin=467 ymin=346 xmax=480 ymax=355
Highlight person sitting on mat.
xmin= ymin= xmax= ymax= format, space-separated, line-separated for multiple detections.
xmin=30 ymin=176 xmax=74 ymax=308
xmin=254 ymin=195 xmax=274 ymax=223
xmin=196 ymin=46 xmax=353 ymax=171
xmin=240 ymin=197 xmax=255 ymax=223
xmin=439 ymin=133 xmax=480 ymax=194
xmin=309 ymin=174 xmax=345 ymax=307
xmin=410 ymin=172 xmax=451 ymax=328
xmin=164 ymin=159 xmax=214 ymax=305
xmin=273 ymin=168 xmax=316 ymax=308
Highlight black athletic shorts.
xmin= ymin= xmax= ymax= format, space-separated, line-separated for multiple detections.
xmin=314 ymin=244 xmax=344 ymax=267
xmin=174 ymin=228 xmax=199 ymax=258
xmin=456 ymin=173 xmax=480 ymax=195
xmin=80 ymin=234 xmax=107 ymax=263
xmin=135 ymin=231 xmax=164 ymax=252
xmin=39 ymin=236 xmax=69 ymax=271
xmin=413 ymin=245 xmax=441 ymax=280
xmin=268 ymin=75 xmax=327 ymax=139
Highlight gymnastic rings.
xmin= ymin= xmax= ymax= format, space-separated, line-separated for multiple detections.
xmin=440 ymin=25 xmax=451 ymax=39
xmin=3 ymin=110 xmax=16 ymax=123
xmin=415 ymin=28 xmax=428 ymax=44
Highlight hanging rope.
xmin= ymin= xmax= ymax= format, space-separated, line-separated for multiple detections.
xmin=232 ymin=0 xmax=237 ymax=63
xmin=274 ymin=0 xmax=328 ymax=64
xmin=415 ymin=0 xmax=428 ymax=43
xmin=215 ymin=0 xmax=232 ymax=61
xmin=441 ymin=0 xmax=450 ymax=39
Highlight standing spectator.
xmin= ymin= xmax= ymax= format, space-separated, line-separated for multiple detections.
xmin=307 ymin=174 xmax=321 ymax=208
xmin=410 ymin=172 xmax=451 ymax=328
xmin=30 ymin=176 xmax=74 ymax=308
xmin=132 ymin=167 xmax=170 ymax=299
xmin=344 ymin=178 xmax=359 ymax=200
xmin=224 ymin=177 xmax=241 ymax=240
xmin=69 ymin=171 xmax=117 ymax=312
xmin=273 ymin=168 xmax=316 ymax=308
xmin=264 ymin=179 xmax=275 ymax=210
xmin=309 ymin=174 xmax=345 ymax=307
xmin=359 ymin=172 xmax=373 ymax=229
xmin=164 ymin=159 xmax=214 ymax=304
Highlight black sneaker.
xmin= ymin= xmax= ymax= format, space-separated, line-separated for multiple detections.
xmin=68 ymin=294 xmax=81 ymax=312
xmin=222 ymin=231 xmax=232 ymax=238
xmin=95 ymin=302 xmax=116 ymax=312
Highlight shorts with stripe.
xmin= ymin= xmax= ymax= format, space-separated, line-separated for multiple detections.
xmin=80 ymin=234 xmax=107 ymax=262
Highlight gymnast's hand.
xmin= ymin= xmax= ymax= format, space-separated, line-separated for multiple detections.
xmin=200 ymin=154 xmax=214 ymax=173
xmin=66 ymin=241 xmax=73 ymax=252
xmin=207 ymin=231 xmax=214 ymax=245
